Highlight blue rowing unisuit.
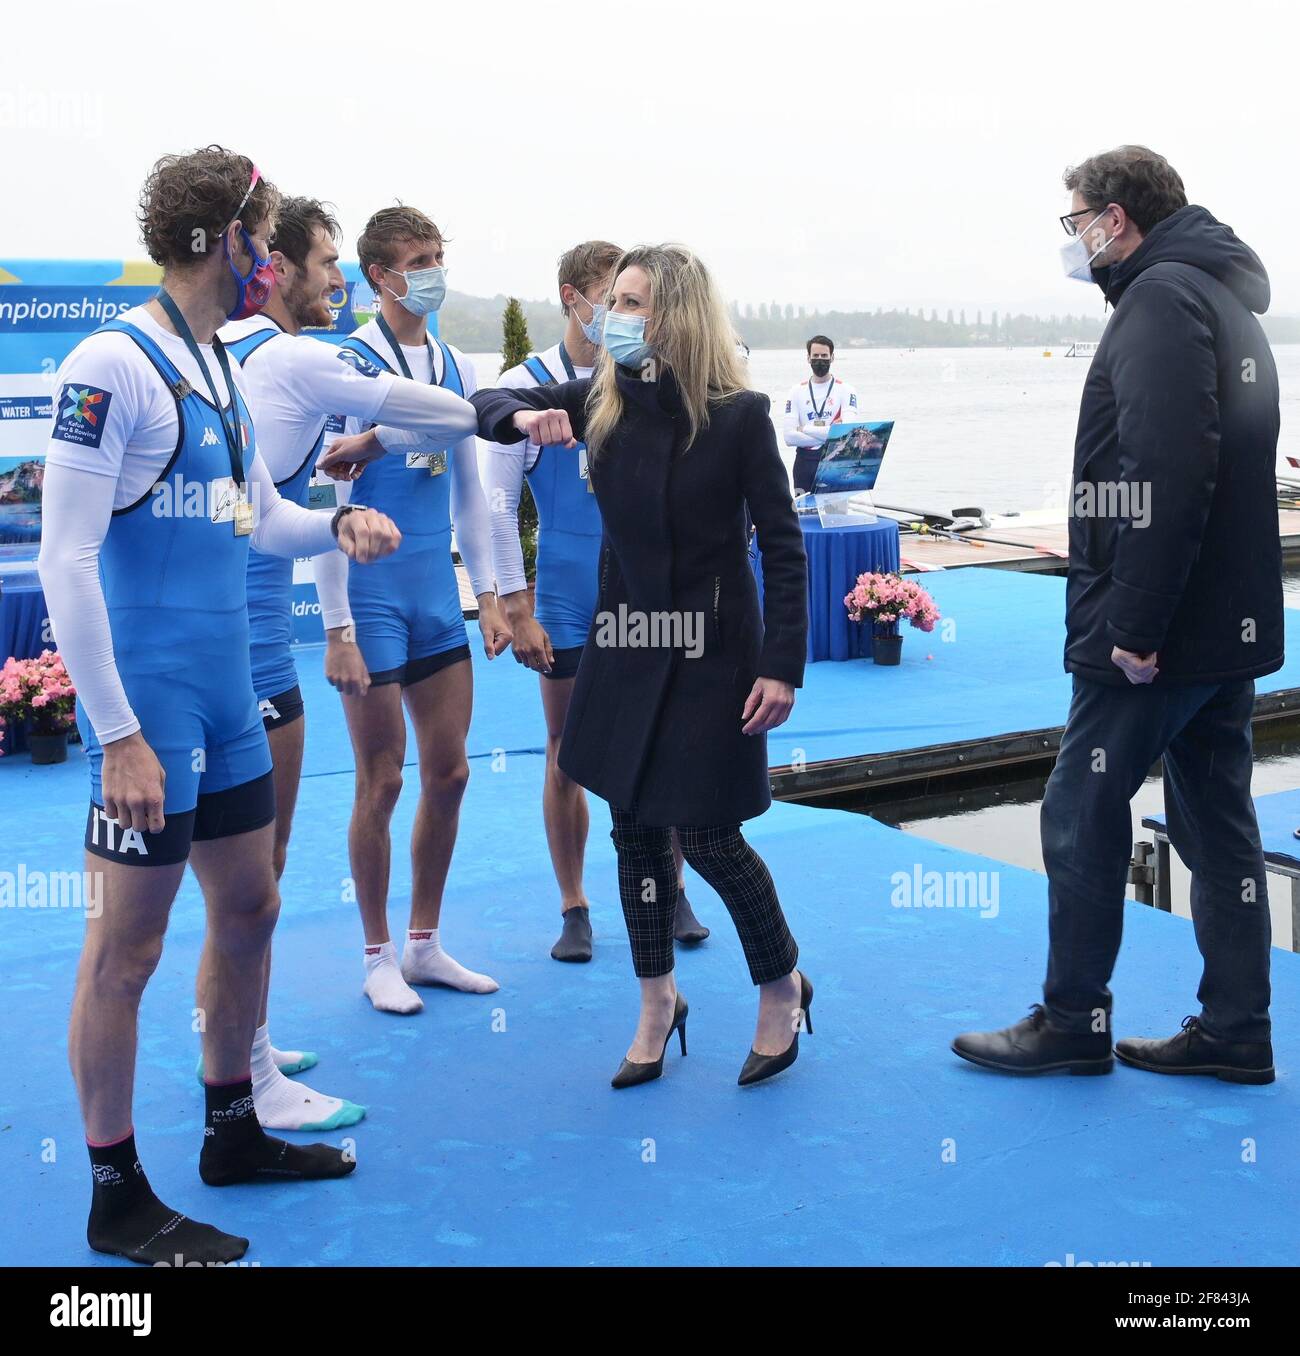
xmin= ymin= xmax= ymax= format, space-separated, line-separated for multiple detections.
xmin=76 ymin=317 xmax=270 ymax=813
xmin=223 ymin=325 xmax=325 ymax=701
xmin=337 ymin=330 xmax=467 ymax=672
xmin=520 ymin=348 xmax=602 ymax=650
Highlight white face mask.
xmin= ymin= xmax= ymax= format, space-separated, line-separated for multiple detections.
xmin=1060 ymin=210 xmax=1115 ymax=283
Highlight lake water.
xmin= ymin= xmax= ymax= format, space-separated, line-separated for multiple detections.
xmin=468 ymin=344 xmax=1300 ymax=517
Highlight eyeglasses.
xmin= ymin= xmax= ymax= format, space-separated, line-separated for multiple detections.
xmin=1060 ymin=205 xmax=1105 ymax=237
xmin=226 ymin=164 xmax=263 ymax=231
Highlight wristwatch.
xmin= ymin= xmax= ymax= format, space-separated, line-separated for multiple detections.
xmin=330 ymin=503 xmax=367 ymax=540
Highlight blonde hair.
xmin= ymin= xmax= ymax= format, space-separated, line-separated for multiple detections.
xmin=584 ymin=244 xmax=748 ymax=459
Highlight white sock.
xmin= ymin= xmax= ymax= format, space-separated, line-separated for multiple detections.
xmin=401 ymin=928 xmax=499 ymax=994
xmin=363 ymin=941 xmax=424 ymax=1014
xmin=250 ymin=1024 xmax=365 ymax=1132
xmin=268 ymin=1041 xmax=318 ymax=1076
xmin=195 ymin=1034 xmax=317 ymax=1084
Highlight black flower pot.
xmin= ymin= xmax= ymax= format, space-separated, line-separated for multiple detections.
xmin=28 ymin=731 xmax=69 ymax=765
xmin=872 ymin=633 xmax=903 ymax=666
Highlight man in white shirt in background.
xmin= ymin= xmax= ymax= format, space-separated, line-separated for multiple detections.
xmin=481 ymin=242 xmax=710 ymax=963
xmin=216 ymin=196 xmax=479 ymax=1126
xmin=37 ymin=148 xmax=401 ymax=1265
xmin=783 ymin=334 xmax=862 ymax=494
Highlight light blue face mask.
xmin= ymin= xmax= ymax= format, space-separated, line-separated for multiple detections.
xmin=603 ymin=310 xmax=653 ymax=369
xmin=385 ymin=264 xmax=446 ymax=316
xmin=574 ymin=289 xmax=607 ymax=347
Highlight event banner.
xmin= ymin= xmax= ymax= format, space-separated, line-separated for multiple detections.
xmin=0 ymin=260 xmax=387 ymax=643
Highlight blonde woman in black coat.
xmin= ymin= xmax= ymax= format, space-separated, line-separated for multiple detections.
xmin=472 ymin=245 xmax=812 ymax=1088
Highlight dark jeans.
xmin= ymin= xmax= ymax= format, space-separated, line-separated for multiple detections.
xmin=1042 ymin=675 xmax=1272 ymax=1042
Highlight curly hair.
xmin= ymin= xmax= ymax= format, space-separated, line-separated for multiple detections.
xmin=357 ymin=205 xmax=443 ymax=288
xmin=137 ymin=146 xmax=280 ymax=268
xmin=1063 ymin=146 xmax=1187 ymax=235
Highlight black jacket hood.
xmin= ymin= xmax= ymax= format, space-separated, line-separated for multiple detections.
xmin=1093 ymin=204 xmax=1271 ymax=313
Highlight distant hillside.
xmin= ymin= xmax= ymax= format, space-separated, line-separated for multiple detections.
xmin=439 ymin=292 xmax=565 ymax=356
xmin=439 ymin=290 xmax=1300 ymax=352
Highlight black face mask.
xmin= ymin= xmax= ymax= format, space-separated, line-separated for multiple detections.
xmin=810 ymin=358 xmax=831 ymax=377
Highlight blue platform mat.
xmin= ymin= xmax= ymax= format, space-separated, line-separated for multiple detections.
xmin=765 ymin=567 xmax=1300 ymax=769
xmin=1147 ymin=786 xmax=1300 ymax=871
xmin=2 ymin=724 xmax=1298 ymax=1266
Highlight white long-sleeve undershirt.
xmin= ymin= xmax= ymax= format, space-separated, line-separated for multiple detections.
xmin=39 ymin=452 xmax=336 ymax=744
xmin=311 ymin=332 xmax=494 ymax=634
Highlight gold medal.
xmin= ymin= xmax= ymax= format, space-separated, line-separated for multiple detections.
xmin=233 ymin=497 xmax=254 ymax=536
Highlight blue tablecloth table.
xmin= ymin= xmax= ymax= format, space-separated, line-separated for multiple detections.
xmin=751 ymin=516 xmax=901 ymax=663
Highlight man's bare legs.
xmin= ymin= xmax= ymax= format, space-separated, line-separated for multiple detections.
xmin=541 ymin=674 xmax=594 ymax=961
xmin=79 ymin=824 xmax=350 ymax=1265
xmin=192 ymin=824 xmax=282 ymax=1084
xmin=343 ymin=682 xmax=407 ymax=946
xmin=77 ymin=850 xmax=251 ymax=1265
xmin=201 ymin=719 xmax=365 ymax=1131
xmin=190 ymin=825 xmax=355 ymax=1188
xmin=341 ymin=680 xmax=420 ymax=1012
xmin=400 ymin=660 xmax=498 ymax=993
xmin=73 ymin=853 xmax=185 ymax=1145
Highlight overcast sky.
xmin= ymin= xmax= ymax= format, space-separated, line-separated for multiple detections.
xmin=2 ymin=0 xmax=1296 ymax=319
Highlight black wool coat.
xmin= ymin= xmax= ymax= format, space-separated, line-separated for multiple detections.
xmin=1067 ymin=204 xmax=1282 ymax=685
xmin=473 ymin=365 xmax=808 ymax=826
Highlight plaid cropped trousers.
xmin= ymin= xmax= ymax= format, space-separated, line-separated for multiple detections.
xmin=610 ymin=806 xmax=799 ymax=984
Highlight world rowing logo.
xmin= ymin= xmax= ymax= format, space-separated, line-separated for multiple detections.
xmin=52 ymin=382 xmax=113 ymax=449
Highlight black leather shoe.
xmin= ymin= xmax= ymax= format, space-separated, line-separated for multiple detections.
xmin=673 ymin=892 xmax=710 ymax=944
xmin=952 ymin=1005 xmax=1113 ymax=1076
xmin=611 ymin=995 xmax=688 ymax=1089
xmin=738 ymin=972 xmax=813 ymax=1086
xmin=551 ymin=906 xmax=592 ymax=962
xmin=1116 ymin=1016 xmax=1274 ymax=1085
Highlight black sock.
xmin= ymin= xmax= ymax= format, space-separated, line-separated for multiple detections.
xmin=552 ymin=906 xmax=593 ymax=961
xmin=199 ymin=1077 xmax=357 ymax=1187
xmin=87 ymin=1131 xmax=249 ymax=1265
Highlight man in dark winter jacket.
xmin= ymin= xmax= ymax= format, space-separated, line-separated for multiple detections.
xmin=954 ymin=146 xmax=1280 ymax=1084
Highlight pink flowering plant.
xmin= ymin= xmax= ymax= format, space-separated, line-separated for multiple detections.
xmin=844 ymin=572 xmax=941 ymax=637
xmin=0 ymin=650 xmax=77 ymax=751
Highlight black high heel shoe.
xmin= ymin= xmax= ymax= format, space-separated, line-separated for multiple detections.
xmin=738 ymin=971 xmax=813 ymax=1087
xmin=611 ymin=994 xmax=689 ymax=1089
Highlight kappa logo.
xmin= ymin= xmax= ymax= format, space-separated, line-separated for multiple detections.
xmin=200 ymin=426 xmax=220 ymax=447
xmin=336 ymin=347 xmax=382 ymax=378
xmin=52 ymin=382 xmax=113 ymax=449
xmin=258 ymin=697 xmax=281 ymax=722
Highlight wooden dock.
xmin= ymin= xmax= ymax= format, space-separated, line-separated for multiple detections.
xmin=897 ymin=509 xmax=1300 ymax=574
